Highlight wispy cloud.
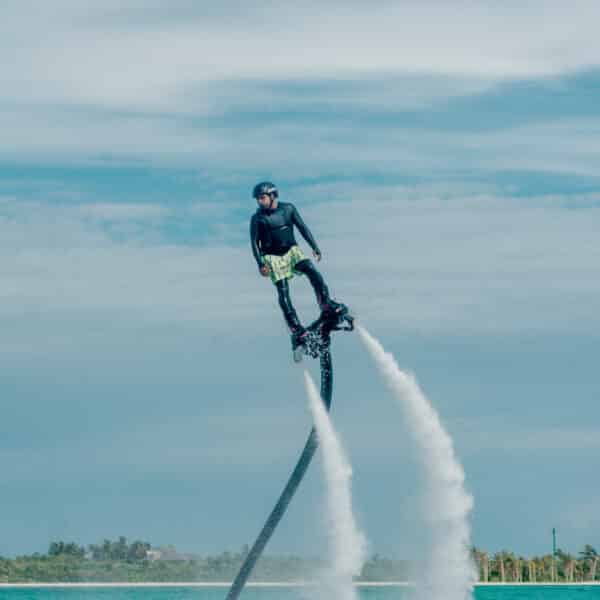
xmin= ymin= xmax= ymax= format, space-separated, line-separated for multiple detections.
xmin=301 ymin=185 xmax=600 ymax=333
xmin=3 ymin=83 xmax=600 ymax=183
xmin=3 ymin=2 xmax=600 ymax=170
xmin=1 ymin=185 xmax=599 ymax=339
xmin=78 ymin=202 xmax=170 ymax=221
xmin=5 ymin=1 xmax=600 ymax=112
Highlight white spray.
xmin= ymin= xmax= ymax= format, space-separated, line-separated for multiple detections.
xmin=357 ymin=325 xmax=476 ymax=600
xmin=304 ymin=370 xmax=367 ymax=600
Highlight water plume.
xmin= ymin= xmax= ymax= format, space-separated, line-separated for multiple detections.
xmin=357 ymin=325 xmax=475 ymax=600
xmin=304 ymin=370 xmax=367 ymax=600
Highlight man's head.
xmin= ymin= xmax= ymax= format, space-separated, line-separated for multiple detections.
xmin=253 ymin=181 xmax=278 ymax=210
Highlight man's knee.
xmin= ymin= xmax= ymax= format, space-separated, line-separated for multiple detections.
xmin=276 ymin=280 xmax=291 ymax=305
xmin=276 ymin=280 xmax=288 ymax=297
xmin=295 ymin=259 xmax=317 ymax=275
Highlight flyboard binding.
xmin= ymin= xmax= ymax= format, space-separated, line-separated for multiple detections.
xmin=293 ymin=303 xmax=354 ymax=363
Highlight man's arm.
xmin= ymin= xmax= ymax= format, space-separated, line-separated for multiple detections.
xmin=249 ymin=215 xmax=265 ymax=269
xmin=291 ymin=204 xmax=321 ymax=256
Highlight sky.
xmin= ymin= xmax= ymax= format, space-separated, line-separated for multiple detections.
xmin=1 ymin=1 xmax=600 ymax=560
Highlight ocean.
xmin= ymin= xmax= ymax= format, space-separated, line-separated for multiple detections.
xmin=0 ymin=585 xmax=599 ymax=600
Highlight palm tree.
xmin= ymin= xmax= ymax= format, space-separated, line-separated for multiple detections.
xmin=591 ymin=556 xmax=599 ymax=582
xmin=557 ymin=551 xmax=576 ymax=583
xmin=481 ymin=552 xmax=489 ymax=582
xmin=539 ymin=553 xmax=554 ymax=582
xmin=515 ymin=557 xmax=525 ymax=582
xmin=574 ymin=558 xmax=584 ymax=582
xmin=493 ymin=552 xmax=506 ymax=583
xmin=580 ymin=545 xmax=598 ymax=582
xmin=502 ymin=551 xmax=518 ymax=582
xmin=471 ymin=548 xmax=489 ymax=582
xmin=528 ymin=559 xmax=536 ymax=582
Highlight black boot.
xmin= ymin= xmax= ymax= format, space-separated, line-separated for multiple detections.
xmin=291 ymin=327 xmax=308 ymax=351
xmin=320 ymin=298 xmax=348 ymax=317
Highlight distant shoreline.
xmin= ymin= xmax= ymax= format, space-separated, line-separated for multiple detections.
xmin=1 ymin=582 xmax=599 ymax=588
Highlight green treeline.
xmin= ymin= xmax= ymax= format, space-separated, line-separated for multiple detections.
xmin=0 ymin=537 xmax=598 ymax=583
xmin=0 ymin=538 xmax=410 ymax=583
xmin=473 ymin=545 xmax=599 ymax=583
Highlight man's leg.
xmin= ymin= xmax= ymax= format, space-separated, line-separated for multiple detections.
xmin=294 ymin=259 xmax=330 ymax=308
xmin=275 ymin=278 xmax=302 ymax=332
xmin=294 ymin=259 xmax=346 ymax=316
xmin=276 ymin=278 xmax=308 ymax=356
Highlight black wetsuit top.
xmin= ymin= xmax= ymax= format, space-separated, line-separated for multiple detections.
xmin=250 ymin=202 xmax=320 ymax=268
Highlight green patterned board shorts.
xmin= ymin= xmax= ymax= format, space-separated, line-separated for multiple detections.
xmin=263 ymin=245 xmax=307 ymax=284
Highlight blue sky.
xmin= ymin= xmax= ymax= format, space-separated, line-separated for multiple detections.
xmin=1 ymin=1 xmax=600 ymax=560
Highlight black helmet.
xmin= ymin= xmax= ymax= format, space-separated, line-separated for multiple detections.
xmin=252 ymin=181 xmax=278 ymax=199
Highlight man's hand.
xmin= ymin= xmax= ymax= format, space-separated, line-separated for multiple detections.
xmin=313 ymin=250 xmax=322 ymax=262
xmin=259 ymin=264 xmax=270 ymax=277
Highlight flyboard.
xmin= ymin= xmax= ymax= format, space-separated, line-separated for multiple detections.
xmin=225 ymin=306 xmax=354 ymax=600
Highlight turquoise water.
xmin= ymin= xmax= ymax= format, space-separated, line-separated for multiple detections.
xmin=1 ymin=586 xmax=599 ymax=600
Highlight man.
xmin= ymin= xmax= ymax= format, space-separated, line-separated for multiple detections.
xmin=249 ymin=181 xmax=346 ymax=354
